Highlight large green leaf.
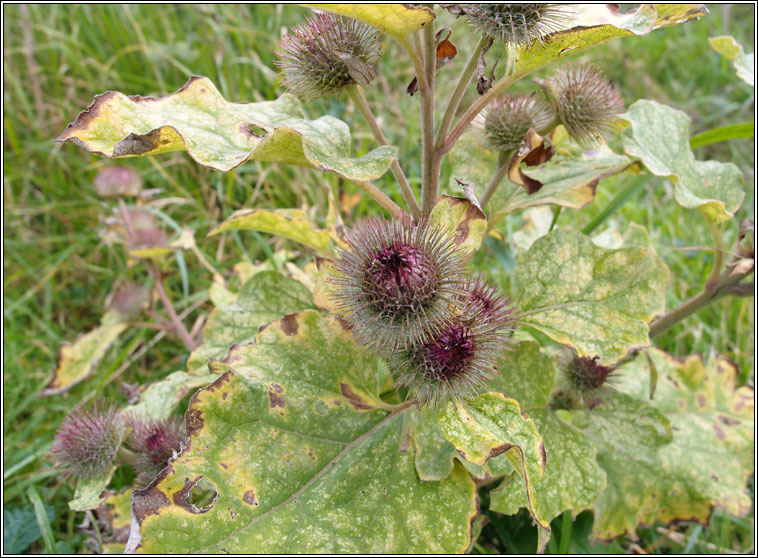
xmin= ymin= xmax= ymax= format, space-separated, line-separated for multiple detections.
xmin=438 ymin=393 xmax=551 ymax=549
xmin=129 ymin=311 xmax=477 ymax=553
xmin=571 ymin=392 xmax=673 ymax=541
xmin=513 ymin=231 xmax=670 ymax=364
xmin=587 ymin=349 xmax=755 ymax=540
xmin=308 ymin=4 xmax=434 ymax=45
xmin=448 ymin=131 xmax=631 ymax=217
xmin=410 ymin=406 xmax=513 ymax=483
xmin=621 ymin=99 xmax=745 ymax=223
xmin=487 ymin=343 xmax=606 ymax=531
xmin=187 ymin=271 xmax=316 ymax=374
xmin=42 ymin=310 xmax=128 ymax=396
xmin=513 ymin=4 xmax=708 ymax=78
xmin=710 ymin=35 xmax=754 ymax=86
xmin=208 ymin=208 xmax=334 ymax=257
xmin=57 ymin=76 xmax=396 ymax=180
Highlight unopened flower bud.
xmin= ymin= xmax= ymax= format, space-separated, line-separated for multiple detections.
xmin=484 ymin=93 xmax=553 ymax=152
xmin=457 ymin=4 xmax=570 ymax=47
xmin=50 ymin=401 xmax=127 ymax=481
xmin=276 ymin=13 xmax=382 ymax=101
xmin=330 ymin=217 xmax=467 ymax=353
xmin=543 ymin=63 xmax=624 ymax=146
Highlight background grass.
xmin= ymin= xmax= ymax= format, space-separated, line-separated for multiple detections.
xmin=3 ymin=4 xmax=754 ymax=554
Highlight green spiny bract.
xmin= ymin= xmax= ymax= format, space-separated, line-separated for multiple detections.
xmin=50 ymin=401 xmax=127 ymax=481
xmin=562 ymin=353 xmax=618 ymax=408
xmin=329 ymin=217 xmax=467 ymax=353
xmin=484 ymin=93 xmax=554 ymax=151
xmin=459 ymin=4 xmax=570 ymax=47
xmin=275 ymin=13 xmax=382 ymax=101
xmin=543 ymin=62 xmax=624 ymax=146
xmin=389 ymin=276 xmax=514 ymax=407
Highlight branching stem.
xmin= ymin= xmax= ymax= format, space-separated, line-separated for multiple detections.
xmin=347 ymin=85 xmax=421 ymax=219
xmin=480 ymin=150 xmax=512 ymax=210
xmin=349 ymin=180 xmax=406 ymax=219
xmin=149 ymin=264 xmax=198 ymax=351
xmin=436 ymin=35 xmax=489 ymax=149
xmin=420 ymin=23 xmax=438 ymax=215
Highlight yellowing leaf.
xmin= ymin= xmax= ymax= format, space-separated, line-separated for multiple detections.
xmin=710 ymin=35 xmax=754 ymax=86
xmin=42 ymin=310 xmax=128 ymax=396
xmin=308 ymin=4 xmax=434 ymax=45
xmin=187 ymin=271 xmax=315 ymax=374
xmin=128 ymin=311 xmax=478 ymax=554
xmin=514 ymin=4 xmax=708 ymax=78
xmin=448 ymin=131 xmax=632 ymax=218
xmin=208 ymin=208 xmax=333 ymax=257
xmin=58 ymin=77 xmax=397 ymax=181
xmin=588 ymin=349 xmax=755 ymax=540
xmin=122 ymin=371 xmax=216 ymax=420
xmin=513 ymin=231 xmax=670 ymax=364
xmin=621 ymin=99 xmax=745 ymax=223
xmin=487 ymin=343 xmax=606 ymax=529
xmin=70 ymin=469 xmax=115 ymax=512
xmin=438 ymin=393 xmax=550 ymax=550
xmin=429 ymin=195 xmax=487 ymax=256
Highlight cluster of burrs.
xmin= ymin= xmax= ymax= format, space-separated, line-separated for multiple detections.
xmin=50 ymin=401 xmax=185 ymax=486
xmin=329 ymin=217 xmax=516 ymax=406
xmin=484 ymin=63 xmax=625 ymax=152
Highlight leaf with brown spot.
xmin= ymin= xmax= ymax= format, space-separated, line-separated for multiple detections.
xmin=128 ymin=311 xmax=478 ymax=553
xmin=438 ymin=393 xmax=550 ymax=551
xmin=58 ymin=76 xmax=397 ymax=182
xmin=429 ymin=195 xmax=487 ymax=256
xmin=187 ymin=271 xmax=315 ymax=374
xmin=586 ymin=348 xmax=755 ymax=540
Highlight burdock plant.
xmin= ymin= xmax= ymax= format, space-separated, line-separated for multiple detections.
xmin=53 ymin=4 xmax=753 ymax=555
xmin=484 ymin=93 xmax=554 ymax=152
xmin=388 ymin=275 xmax=514 ymax=406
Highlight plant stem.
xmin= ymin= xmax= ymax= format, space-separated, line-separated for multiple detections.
xmin=704 ymin=220 xmax=724 ymax=292
xmin=480 ymin=151 xmax=511 ymax=210
xmin=347 ymin=85 xmax=421 ymax=219
xmin=436 ymin=35 xmax=489 ymax=149
xmin=119 ymin=198 xmax=136 ymax=238
xmin=441 ymin=73 xmax=520 ymax=157
xmin=648 ymin=273 xmax=752 ymax=338
xmin=420 ymin=22 xmax=438 ymax=215
xmin=349 ymin=180 xmax=406 ymax=219
xmin=149 ymin=264 xmax=198 ymax=350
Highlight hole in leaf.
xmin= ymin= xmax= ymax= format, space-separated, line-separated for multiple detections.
xmin=187 ymin=478 xmax=217 ymax=512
